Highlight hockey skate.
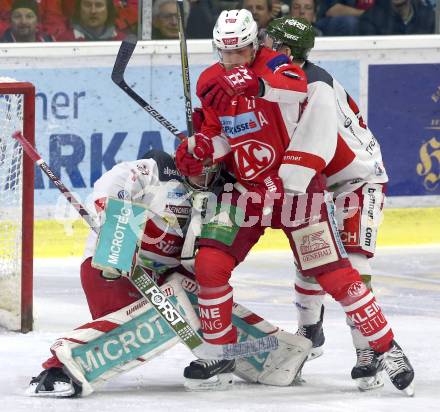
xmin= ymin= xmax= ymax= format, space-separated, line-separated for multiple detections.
xmin=296 ymin=306 xmax=325 ymax=360
xmin=351 ymin=348 xmax=384 ymax=391
xmin=25 ymin=367 xmax=81 ymax=397
xmin=380 ymin=340 xmax=415 ymax=396
xmin=183 ymin=359 xmax=235 ymax=391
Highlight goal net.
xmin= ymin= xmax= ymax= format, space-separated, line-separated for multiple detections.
xmin=0 ymin=78 xmax=35 ymax=333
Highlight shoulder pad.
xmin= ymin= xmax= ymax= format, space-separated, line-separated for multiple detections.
xmin=141 ymin=150 xmax=182 ymax=182
xmin=303 ymin=62 xmax=334 ymax=88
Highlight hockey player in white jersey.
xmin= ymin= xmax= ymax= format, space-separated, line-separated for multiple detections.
xmin=26 ymin=149 xmax=311 ymax=396
xmin=263 ymin=17 xmax=414 ymax=395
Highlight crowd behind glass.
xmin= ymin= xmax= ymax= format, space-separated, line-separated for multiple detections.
xmin=0 ymin=0 xmax=436 ymax=43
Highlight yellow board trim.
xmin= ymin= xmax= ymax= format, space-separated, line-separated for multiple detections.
xmin=33 ymin=208 xmax=440 ymax=258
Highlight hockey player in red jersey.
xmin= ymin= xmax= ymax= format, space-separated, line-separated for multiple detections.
xmin=263 ymin=16 xmax=414 ymax=394
xmin=175 ymin=9 xmax=414 ymax=395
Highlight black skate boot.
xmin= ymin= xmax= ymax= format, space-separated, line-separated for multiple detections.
xmin=351 ymin=348 xmax=384 ymax=391
xmin=380 ymin=340 xmax=415 ymax=396
xmin=183 ymin=359 xmax=236 ymax=391
xmin=296 ymin=306 xmax=325 ymax=360
xmin=26 ymin=367 xmax=81 ymax=397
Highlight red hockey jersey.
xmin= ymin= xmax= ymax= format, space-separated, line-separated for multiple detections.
xmin=197 ymin=47 xmax=307 ymax=187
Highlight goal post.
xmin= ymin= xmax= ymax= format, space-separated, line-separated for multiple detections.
xmin=0 ymin=79 xmax=35 ymax=333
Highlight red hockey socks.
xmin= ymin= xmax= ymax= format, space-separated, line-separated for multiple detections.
xmin=195 ymin=247 xmax=237 ymax=344
xmin=316 ymin=267 xmax=393 ymax=352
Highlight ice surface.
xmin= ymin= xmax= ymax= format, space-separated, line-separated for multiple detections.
xmin=1 ymin=246 xmax=439 ymax=411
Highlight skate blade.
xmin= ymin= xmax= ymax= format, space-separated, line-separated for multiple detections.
xmin=402 ymin=382 xmax=415 ymax=397
xmin=25 ymin=382 xmax=76 ymax=398
xmin=355 ymin=372 xmax=385 ymax=392
xmin=307 ymin=347 xmax=323 ymax=361
xmin=184 ymin=373 xmax=234 ymax=391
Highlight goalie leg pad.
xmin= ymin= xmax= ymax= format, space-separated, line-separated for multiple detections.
xmin=34 ymin=276 xmax=197 ymax=396
xmin=235 ymin=331 xmax=311 ymax=386
xmin=174 ymin=274 xmax=312 ymax=387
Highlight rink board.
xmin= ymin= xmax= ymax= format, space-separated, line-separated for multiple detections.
xmin=33 ymin=207 xmax=440 ymax=257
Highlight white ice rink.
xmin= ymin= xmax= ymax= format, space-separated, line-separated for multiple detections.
xmin=1 ymin=246 xmax=439 ymax=412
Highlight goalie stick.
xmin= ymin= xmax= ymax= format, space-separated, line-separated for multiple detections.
xmin=176 ymin=0 xmax=193 ymax=136
xmin=13 ymin=131 xmax=277 ymax=360
xmin=111 ymin=34 xmax=187 ymax=142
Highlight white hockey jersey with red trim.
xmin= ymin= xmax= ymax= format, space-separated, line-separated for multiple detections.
xmin=279 ymin=61 xmax=388 ymax=194
xmin=83 ymin=151 xmax=192 ymax=273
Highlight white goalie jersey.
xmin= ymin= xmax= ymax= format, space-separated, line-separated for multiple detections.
xmin=83 ymin=150 xmax=192 ymax=273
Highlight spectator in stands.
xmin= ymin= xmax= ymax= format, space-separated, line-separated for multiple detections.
xmin=62 ymin=0 xmax=137 ymax=34
xmin=359 ymin=0 xmax=435 ymax=34
xmin=290 ymin=0 xmax=323 ymax=35
xmin=0 ymin=0 xmax=66 ymax=38
xmin=241 ymin=0 xmax=274 ymax=29
xmin=152 ymin=0 xmax=179 ymax=39
xmin=0 ymin=0 xmax=55 ymax=42
xmin=186 ymin=0 xmax=219 ymax=39
xmin=58 ymin=0 xmax=126 ymax=41
xmin=315 ymin=0 xmax=374 ymax=36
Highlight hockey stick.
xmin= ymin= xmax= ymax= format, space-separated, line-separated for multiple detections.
xmin=176 ymin=0 xmax=193 ymax=136
xmin=13 ymin=131 xmax=277 ymax=359
xmin=111 ymin=34 xmax=187 ymax=142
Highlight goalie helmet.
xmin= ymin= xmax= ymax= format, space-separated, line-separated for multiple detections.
xmin=266 ymin=17 xmax=315 ymax=60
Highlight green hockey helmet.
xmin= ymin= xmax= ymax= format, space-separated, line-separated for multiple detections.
xmin=266 ymin=17 xmax=315 ymax=60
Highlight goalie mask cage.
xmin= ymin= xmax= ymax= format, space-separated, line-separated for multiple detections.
xmin=0 ymin=80 xmax=35 ymax=333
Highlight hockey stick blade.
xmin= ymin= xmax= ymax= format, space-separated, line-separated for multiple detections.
xmin=111 ymin=34 xmax=137 ymax=85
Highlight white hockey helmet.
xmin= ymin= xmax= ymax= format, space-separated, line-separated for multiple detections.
xmin=213 ymin=9 xmax=259 ymax=51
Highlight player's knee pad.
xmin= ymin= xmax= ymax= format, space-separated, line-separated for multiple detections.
xmin=195 ymin=247 xmax=235 ymax=287
xmin=348 ymin=253 xmax=372 ymax=290
xmin=315 ymin=267 xmax=364 ymax=303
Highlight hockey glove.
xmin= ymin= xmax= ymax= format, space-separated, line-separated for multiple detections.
xmin=248 ymin=174 xmax=284 ymax=205
xmin=187 ymin=132 xmax=214 ymax=161
xmin=175 ymin=140 xmax=204 ymax=177
xmin=192 ymin=108 xmax=204 ymax=133
xmin=198 ymin=65 xmax=261 ymax=112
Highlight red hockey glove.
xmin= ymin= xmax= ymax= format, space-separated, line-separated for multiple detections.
xmin=249 ymin=174 xmax=284 ymax=204
xmin=198 ymin=65 xmax=260 ymax=112
xmin=175 ymin=140 xmax=204 ymax=177
xmin=192 ymin=108 xmax=204 ymax=133
xmin=187 ymin=132 xmax=214 ymax=161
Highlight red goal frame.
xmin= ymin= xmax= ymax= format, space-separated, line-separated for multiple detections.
xmin=0 ymin=82 xmax=35 ymax=333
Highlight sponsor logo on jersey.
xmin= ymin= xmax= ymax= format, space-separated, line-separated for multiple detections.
xmin=365 ymin=136 xmax=377 ymax=155
xmin=374 ymin=161 xmax=385 ymax=176
xmin=117 ymin=190 xmax=129 ymax=200
xmin=232 ymin=140 xmax=275 ymax=179
xmin=220 ymin=112 xmax=262 ymax=139
xmin=166 ymin=204 xmax=191 ymax=216
xmin=167 ymin=191 xmax=185 ymax=199
xmin=299 ymin=230 xmax=330 ymax=258
xmin=347 ymin=281 xmax=367 ymax=298
xmin=136 ymin=164 xmax=150 ymax=175
xmin=225 ymin=18 xmax=237 ymax=23
xmin=163 ymin=166 xmax=179 ymax=177
xmin=222 ymin=37 xmax=238 ymax=45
